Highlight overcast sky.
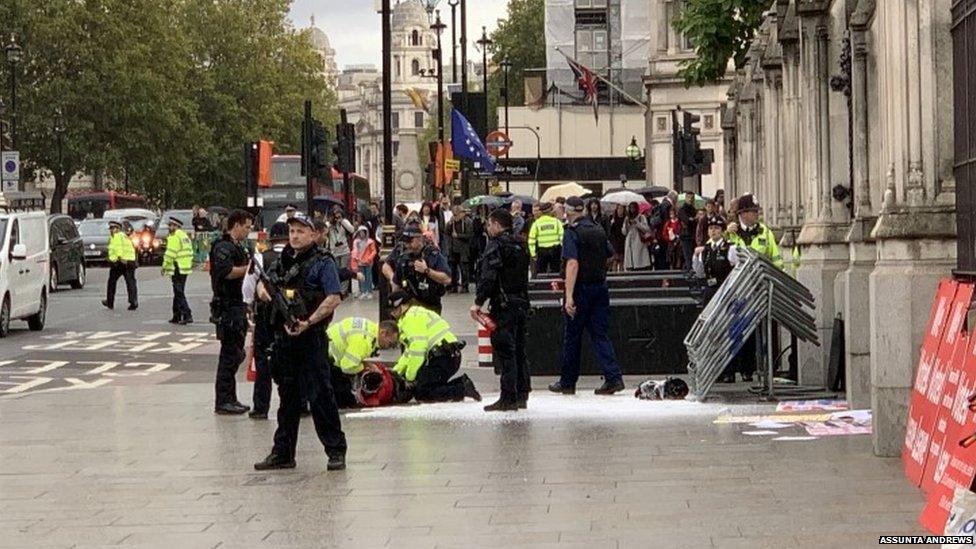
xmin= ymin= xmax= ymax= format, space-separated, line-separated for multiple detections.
xmin=289 ymin=0 xmax=510 ymax=69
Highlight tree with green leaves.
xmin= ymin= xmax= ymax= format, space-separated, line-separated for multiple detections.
xmin=487 ymin=0 xmax=545 ymax=131
xmin=672 ymin=0 xmax=769 ymax=87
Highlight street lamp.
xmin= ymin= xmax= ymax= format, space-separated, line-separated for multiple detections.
xmin=448 ymin=0 xmax=459 ymax=83
xmin=5 ymin=35 xmax=21 ymax=151
xmin=430 ymin=11 xmax=447 ymax=144
xmin=625 ymin=136 xmax=642 ymax=161
xmin=500 ymin=58 xmax=511 ymax=139
xmin=422 ymin=0 xmax=440 ymax=22
xmin=475 ymin=26 xmax=492 ymax=138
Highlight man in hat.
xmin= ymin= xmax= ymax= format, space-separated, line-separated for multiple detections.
xmin=528 ymin=201 xmax=563 ymax=276
xmin=162 ymin=217 xmax=194 ymax=324
xmin=727 ymin=194 xmax=782 ymax=269
xmin=378 ymin=292 xmax=481 ymax=403
xmin=548 ymin=196 xmax=625 ymax=396
xmin=692 ymin=215 xmax=738 ymax=304
xmin=382 ymin=220 xmax=452 ymax=314
xmin=253 ymin=212 xmax=347 ymax=471
xmin=103 ymin=220 xmax=138 ymax=311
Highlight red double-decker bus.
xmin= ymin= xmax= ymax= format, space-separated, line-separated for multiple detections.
xmin=257 ymin=155 xmax=370 ymax=228
xmin=67 ymin=191 xmax=150 ymax=221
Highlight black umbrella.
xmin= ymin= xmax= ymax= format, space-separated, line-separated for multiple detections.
xmin=312 ymin=195 xmax=345 ymax=214
xmin=633 ymin=185 xmax=670 ymax=199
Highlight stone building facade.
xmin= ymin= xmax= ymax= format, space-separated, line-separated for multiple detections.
xmin=337 ymin=0 xmax=438 ymax=203
xmin=722 ymin=0 xmax=956 ymax=457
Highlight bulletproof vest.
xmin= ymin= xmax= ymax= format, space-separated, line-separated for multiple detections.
xmin=703 ymin=240 xmax=734 ymax=285
xmin=272 ymin=247 xmax=334 ymax=329
xmin=497 ymin=233 xmax=530 ymax=299
xmin=396 ymin=245 xmax=446 ymax=304
xmin=569 ymin=220 xmax=609 ymax=284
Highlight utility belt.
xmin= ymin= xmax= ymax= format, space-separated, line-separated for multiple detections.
xmin=210 ymin=298 xmax=246 ymax=340
xmin=428 ymin=340 xmax=466 ymax=360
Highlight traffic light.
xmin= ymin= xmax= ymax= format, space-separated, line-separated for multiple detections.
xmin=309 ymin=120 xmax=329 ymax=179
xmin=333 ymin=122 xmax=355 ymax=174
xmin=256 ymin=140 xmax=273 ymax=188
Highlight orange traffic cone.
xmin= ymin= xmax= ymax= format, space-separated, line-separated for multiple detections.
xmin=245 ymin=331 xmax=256 ymax=382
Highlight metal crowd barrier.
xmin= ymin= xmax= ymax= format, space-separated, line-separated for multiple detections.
xmin=684 ymin=248 xmax=820 ymax=400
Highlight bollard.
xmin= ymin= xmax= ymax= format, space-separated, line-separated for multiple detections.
xmin=477 ymin=325 xmax=493 ymax=367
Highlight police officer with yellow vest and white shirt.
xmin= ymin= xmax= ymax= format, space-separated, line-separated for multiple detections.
xmin=377 ymin=292 xmax=481 ymax=403
xmin=528 ymin=202 xmax=564 ymax=275
xmin=162 ymin=217 xmax=194 ymax=324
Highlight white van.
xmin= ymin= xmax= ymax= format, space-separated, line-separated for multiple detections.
xmin=0 ymin=211 xmax=50 ymax=337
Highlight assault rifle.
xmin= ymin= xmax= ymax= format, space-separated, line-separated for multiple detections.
xmin=251 ymin=260 xmax=301 ymax=332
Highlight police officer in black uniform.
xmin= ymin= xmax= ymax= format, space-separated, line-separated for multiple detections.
xmin=209 ymin=210 xmax=254 ymax=415
xmin=471 ymin=208 xmax=531 ymax=412
xmin=248 ymin=221 xmax=289 ymax=420
xmin=381 ymin=221 xmax=452 ymax=314
xmin=254 ymin=213 xmax=347 ymax=471
xmin=548 ymin=196 xmax=625 ymax=396
xmin=692 ymin=215 xmax=741 ymax=383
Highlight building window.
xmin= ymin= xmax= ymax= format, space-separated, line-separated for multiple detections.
xmin=414 ymin=111 xmax=425 ymax=128
xmin=411 ymin=59 xmax=420 ymax=76
xmin=657 ymin=117 xmax=667 ymax=132
xmin=392 ymin=112 xmax=399 ymax=130
xmin=395 ymin=56 xmax=401 ymax=78
xmin=704 ymin=115 xmax=714 ymax=129
xmin=576 ymin=27 xmax=608 ymax=69
xmin=393 ymin=141 xmax=400 ymax=158
xmin=575 ymin=0 xmax=607 ymax=8
xmin=411 ymin=30 xmax=420 ymax=46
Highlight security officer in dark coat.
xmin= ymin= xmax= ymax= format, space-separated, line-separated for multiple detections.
xmin=254 ymin=213 xmax=347 ymax=471
xmin=209 ymin=210 xmax=254 ymax=415
xmin=548 ymin=196 xmax=625 ymax=396
xmin=381 ymin=220 xmax=452 ymax=314
xmin=471 ymin=208 xmax=531 ymax=412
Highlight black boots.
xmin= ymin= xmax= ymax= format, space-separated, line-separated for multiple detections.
xmin=462 ymin=375 xmax=482 ymax=402
xmin=327 ymin=454 xmax=346 ymax=471
xmin=254 ymin=454 xmax=296 ymax=471
xmin=484 ymin=398 xmax=519 ymax=412
xmin=215 ymin=402 xmax=249 ymax=415
xmin=594 ymin=380 xmax=626 ymax=395
xmin=548 ymin=381 xmax=575 ymax=395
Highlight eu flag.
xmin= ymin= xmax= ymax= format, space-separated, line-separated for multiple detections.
xmin=451 ymin=109 xmax=496 ymax=174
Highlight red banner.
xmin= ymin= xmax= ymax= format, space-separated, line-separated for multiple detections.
xmin=905 ymin=279 xmax=960 ymax=486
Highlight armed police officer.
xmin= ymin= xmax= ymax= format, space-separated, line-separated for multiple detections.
xmin=253 ymin=213 xmax=347 ymax=471
xmin=378 ymin=292 xmax=481 ymax=403
xmin=162 ymin=216 xmax=194 ymax=324
xmin=209 ymin=210 xmax=254 ymax=415
xmin=548 ymin=196 xmax=625 ymax=396
xmin=470 ymin=208 xmax=531 ymax=412
xmin=242 ymin=221 xmax=289 ymax=420
xmin=382 ymin=221 xmax=452 ymax=314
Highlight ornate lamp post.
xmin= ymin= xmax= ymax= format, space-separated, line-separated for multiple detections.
xmin=475 ymin=26 xmax=492 ymax=139
xmin=448 ymin=0 xmax=459 ymax=83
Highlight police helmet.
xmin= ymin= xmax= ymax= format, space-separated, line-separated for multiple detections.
xmin=662 ymin=377 xmax=690 ymax=399
xmin=388 ymin=291 xmax=411 ymax=309
xmin=706 ymin=216 xmax=727 ymax=230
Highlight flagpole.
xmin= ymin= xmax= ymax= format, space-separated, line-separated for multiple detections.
xmin=555 ymin=47 xmax=646 ymax=111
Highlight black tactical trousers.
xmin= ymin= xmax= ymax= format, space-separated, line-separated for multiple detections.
xmin=215 ymin=306 xmax=247 ymax=407
xmin=490 ymin=306 xmax=530 ymax=402
xmin=535 ymin=246 xmax=562 ymax=276
xmin=414 ymin=353 xmax=465 ymax=402
xmin=106 ymin=262 xmax=138 ymax=308
xmin=272 ymin=330 xmax=347 ymax=459
xmin=251 ymin=318 xmax=274 ymax=415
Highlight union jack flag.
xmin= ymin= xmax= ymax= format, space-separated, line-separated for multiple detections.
xmin=567 ymin=56 xmax=599 ymax=122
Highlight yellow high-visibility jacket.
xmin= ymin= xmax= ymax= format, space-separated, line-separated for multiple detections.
xmin=728 ymin=222 xmax=783 ymax=270
xmin=162 ymin=228 xmax=193 ymax=276
xmin=108 ymin=232 xmax=136 ymax=263
xmin=528 ymin=213 xmax=563 ymax=258
xmin=393 ymin=305 xmax=457 ymax=382
xmin=326 ymin=317 xmax=379 ymax=375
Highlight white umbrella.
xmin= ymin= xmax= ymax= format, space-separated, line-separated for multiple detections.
xmin=601 ymin=190 xmax=649 ymax=206
xmin=540 ymin=182 xmax=591 ymax=203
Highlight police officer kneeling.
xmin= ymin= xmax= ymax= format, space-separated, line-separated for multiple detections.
xmin=382 ymin=221 xmax=452 ymax=314
xmin=253 ymin=213 xmax=347 ymax=471
xmin=378 ymin=292 xmax=481 ymax=403
xmin=471 ymin=208 xmax=531 ymax=412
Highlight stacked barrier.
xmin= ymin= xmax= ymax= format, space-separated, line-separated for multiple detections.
xmin=684 ymin=248 xmax=820 ymax=400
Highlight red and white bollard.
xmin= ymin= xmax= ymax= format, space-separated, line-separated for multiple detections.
xmin=477 ymin=325 xmax=493 ymax=368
